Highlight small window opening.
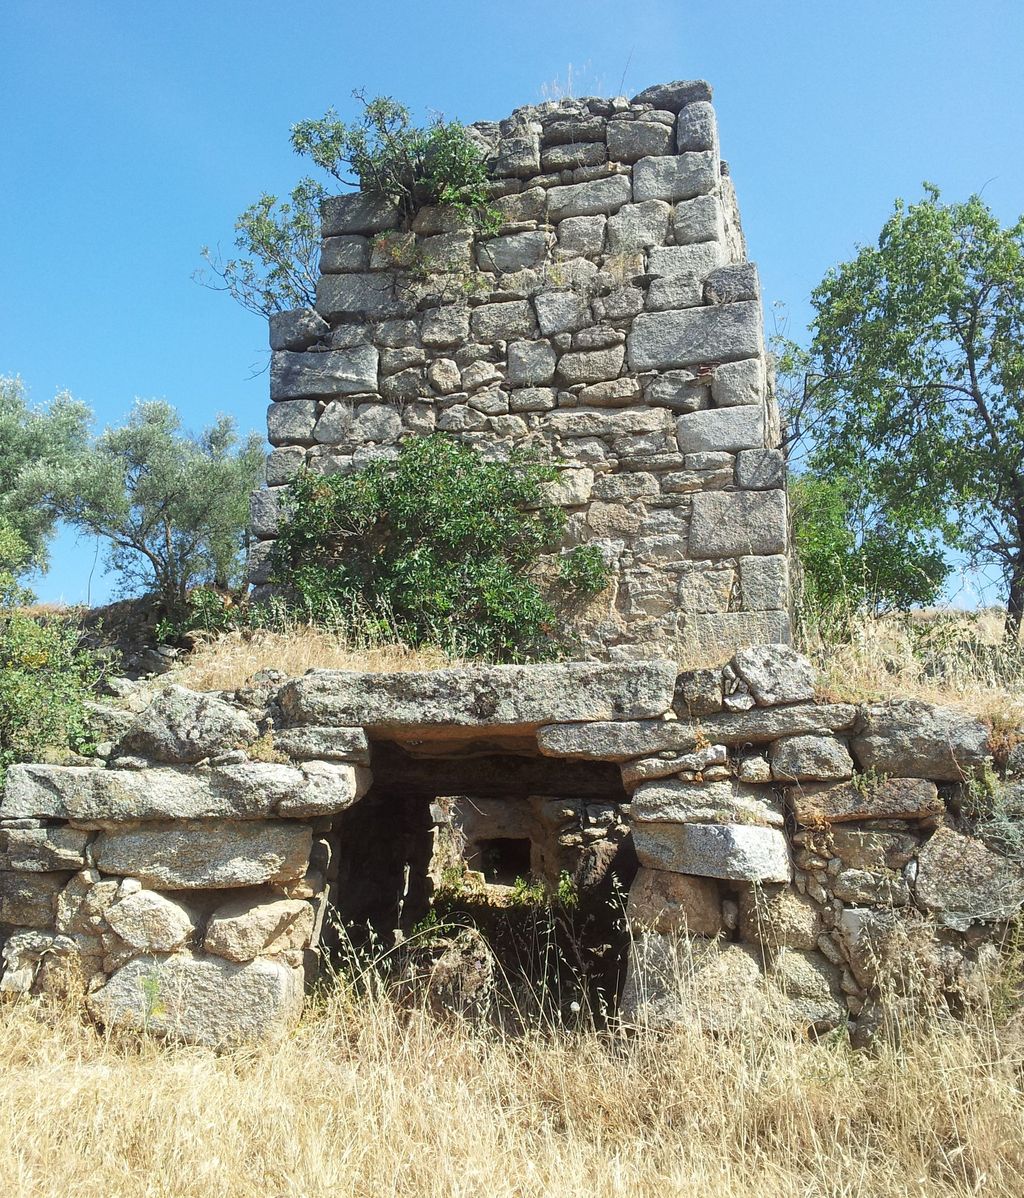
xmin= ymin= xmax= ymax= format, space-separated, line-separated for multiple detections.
xmin=474 ymin=837 xmax=533 ymax=886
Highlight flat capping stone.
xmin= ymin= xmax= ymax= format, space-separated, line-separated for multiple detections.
xmin=277 ymin=661 xmax=677 ymax=731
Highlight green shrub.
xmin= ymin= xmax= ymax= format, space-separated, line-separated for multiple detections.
xmin=290 ymin=92 xmax=499 ymax=230
xmin=0 ymin=610 xmax=100 ymax=781
xmin=270 ymin=437 xmax=607 ymax=661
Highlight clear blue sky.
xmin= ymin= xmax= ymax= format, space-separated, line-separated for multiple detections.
xmin=2 ymin=0 xmax=1021 ymax=605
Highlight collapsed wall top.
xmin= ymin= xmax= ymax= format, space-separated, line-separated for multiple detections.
xmin=250 ymin=81 xmax=790 ymax=660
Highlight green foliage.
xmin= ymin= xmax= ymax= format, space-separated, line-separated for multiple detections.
xmin=27 ymin=401 xmax=265 ymax=613
xmin=291 ymin=91 xmax=498 ymax=229
xmin=798 ymin=186 xmax=1024 ymax=631
xmin=0 ymin=520 xmax=33 ymax=608
xmin=791 ymin=474 xmax=949 ymax=631
xmin=0 ymin=376 xmax=90 ymax=575
xmin=271 ymin=436 xmax=606 ymax=661
xmin=0 ymin=609 xmax=100 ymax=782
xmin=558 ymin=545 xmax=609 ymax=595
xmin=197 ymin=178 xmax=326 ymax=316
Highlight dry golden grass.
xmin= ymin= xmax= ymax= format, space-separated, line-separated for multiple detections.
xmin=802 ymin=608 xmax=1024 ymax=730
xmin=173 ymin=627 xmax=462 ymax=691
xmin=0 ymin=986 xmax=1022 ymax=1198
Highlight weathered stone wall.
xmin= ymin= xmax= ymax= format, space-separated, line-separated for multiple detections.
xmin=2 ymin=650 xmax=1019 ymax=1048
xmin=250 ymin=80 xmax=790 ymax=659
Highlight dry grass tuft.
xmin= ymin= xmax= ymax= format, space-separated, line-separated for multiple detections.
xmin=173 ymin=627 xmax=462 ymax=691
xmin=803 ymin=608 xmax=1024 ymax=728
xmin=0 ymin=987 xmax=1022 ymax=1197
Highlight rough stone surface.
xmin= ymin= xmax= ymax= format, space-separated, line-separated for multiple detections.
xmin=628 ymin=302 xmax=762 ymax=371
xmin=738 ymin=884 xmax=821 ymax=950
xmin=627 ymin=868 xmax=722 ymax=936
xmin=632 ymin=779 xmax=784 ymax=827
xmin=88 ymin=954 xmax=304 ymax=1047
xmin=732 ymin=644 xmax=817 ymax=705
xmin=269 ymin=308 xmax=330 ymax=351
xmin=633 ymin=822 xmax=791 ymax=882
xmin=278 ymin=662 xmax=676 ymax=729
xmin=915 ymin=827 xmax=1024 ymax=929
xmin=632 ymin=153 xmax=717 ymax=202
xmin=787 ymin=777 xmax=943 ymax=825
xmin=115 ymin=687 xmax=259 ymax=764
xmin=2 ymin=762 xmax=367 ymax=823
xmin=104 ymin=890 xmax=196 ymax=952
xmin=92 ymin=821 xmax=312 ymax=889
xmin=0 ymin=826 xmax=89 ymax=871
xmin=0 ymin=870 xmax=70 ymax=927
xmin=852 ymin=701 xmax=990 ymax=781
xmin=204 ymin=893 xmax=314 ymax=962
xmin=689 ymin=490 xmax=787 ymax=558
xmin=270 ymin=346 xmax=379 ymax=399
xmin=770 ymin=735 xmax=854 ymax=782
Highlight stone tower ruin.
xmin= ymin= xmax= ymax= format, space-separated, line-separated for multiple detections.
xmin=250 ymin=79 xmax=790 ymax=659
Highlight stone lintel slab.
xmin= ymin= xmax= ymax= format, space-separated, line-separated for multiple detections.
xmin=1 ymin=761 xmax=368 ymax=824
xmin=537 ymin=703 xmax=858 ymax=761
xmin=277 ymin=661 xmax=678 ymax=730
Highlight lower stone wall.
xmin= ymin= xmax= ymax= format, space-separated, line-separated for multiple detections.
xmin=1 ymin=649 xmax=1020 ymax=1047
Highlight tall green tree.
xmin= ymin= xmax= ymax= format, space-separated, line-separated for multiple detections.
xmin=27 ymin=401 xmax=265 ymax=611
xmin=0 ymin=376 xmax=90 ymax=574
xmin=798 ymin=186 xmax=1024 ymax=632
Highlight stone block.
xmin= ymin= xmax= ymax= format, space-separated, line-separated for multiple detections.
xmin=249 ymin=488 xmax=281 ymax=538
xmin=319 ymin=235 xmax=371 ymax=273
xmin=92 ymin=820 xmax=312 ymax=889
xmin=677 ymin=406 xmax=764 ymax=453
xmin=421 ymin=305 xmax=470 ymax=347
xmin=577 ymin=378 xmax=642 ymax=406
xmin=852 ymin=701 xmax=990 ymax=781
xmin=632 ymin=153 xmax=717 ymax=203
xmin=768 ymin=948 xmax=844 ymax=1031
xmin=770 ymin=735 xmax=854 ymax=782
xmin=736 ymin=448 xmax=784 ymax=489
xmin=269 ymin=308 xmax=330 ymax=351
xmin=632 ymin=779 xmax=784 ymax=827
xmin=647 ymin=242 xmax=725 ymax=279
xmin=645 ymin=370 xmax=707 ymax=412
xmin=627 ymin=868 xmax=722 ymax=935
xmin=1 ymin=761 xmax=368 ymax=823
xmin=541 ymin=141 xmax=607 ymax=171
xmin=645 ymin=275 xmax=703 ymax=311
xmin=0 ymin=870 xmax=71 ymax=927
xmin=607 ymin=119 xmax=674 ymax=163
xmin=88 ymin=953 xmax=304 ymax=1047
xmin=556 ymin=346 xmax=625 ymax=386
xmin=266 ymin=446 xmax=306 ymax=486
xmin=739 ymin=555 xmax=789 ymax=611
xmin=267 ymin=400 xmax=317 ymax=447
xmin=116 ymin=685 xmax=259 ymax=764
xmin=272 ymin=726 xmax=370 ymax=764
xmin=470 ymin=300 xmax=537 ymax=341
xmin=419 ymin=231 xmax=474 ymax=271
xmin=675 ymin=100 xmax=718 ymax=153
xmin=105 ymin=890 xmax=196 ymax=952
xmin=627 ymin=302 xmax=762 ymax=371
xmin=733 ymin=644 xmax=815 ymax=705
xmin=704 ymin=263 xmax=759 ymax=304
xmin=631 ymin=80 xmax=713 ymax=111
xmin=546 ymin=408 xmax=672 ymax=437
xmin=557 ymin=215 xmax=606 ymax=254
xmin=278 ymin=661 xmax=677 ymax=729
xmin=477 ymin=231 xmax=553 ymax=273
xmin=738 ymin=883 xmax=821 ymax=950
xmin=534 ymin=290 xmax=591 ymax=335
xmin=204 ymin=893 xmax=314 ymax=962
xmin=495 ymin=133 xmax=541 ymax=178
xmin=620 ymin=744 xmax=728 ymax=787
xmin=674 ymin=195 xmax=724 ymax=244
xmin=316 ymin=273 xmax=399 ymax=319
xmin=633 ymin=822 xmax=791 ymax=882
xmin=915 ymin=827 xmax=1024 ymax=929
xmin=786 ymin=777 xmax=943 ymax=825
xmin=353 ymin=402 xmax=402 ymax=443
xmin=546 ymin=174 xmax=632 ymax=221
xmin=542 ymin=115 xmax=608 ymax=145
xmin=0 ymin=826 xmax=89 ymax=871
xmin=711 ymin=358 xmax=765 ymax=407
xmin=689 ymin=489 xmax=787 ymax=557
xmin=509 ymin=387 xmax=557 ymax=412
xmin=606 ymin=200 xmax=671 ymax=251
xmin=321 ymin=193 xmax=401 ymax=236
xmin=537 ymin=703 xmax=856 ymax=761
xmin=674 ymin=668 xmax=724 ymax=717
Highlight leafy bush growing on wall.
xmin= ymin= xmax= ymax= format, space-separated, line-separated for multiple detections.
xmin=270 ymin=437 xmax=607 ymax=661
